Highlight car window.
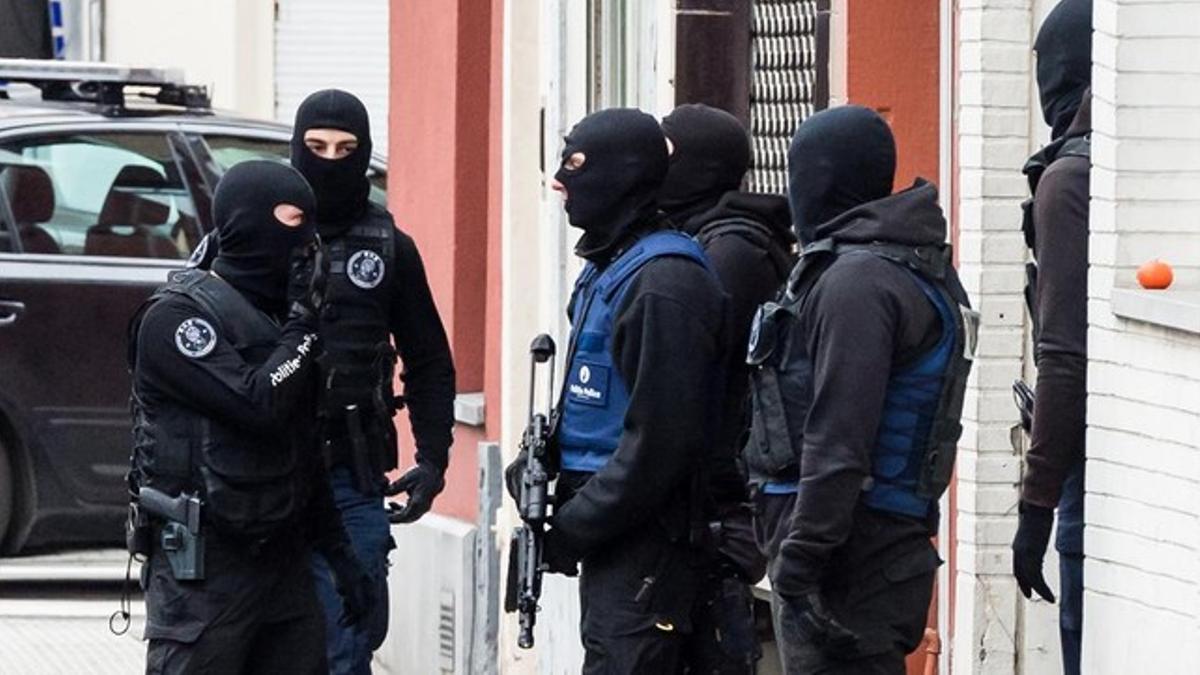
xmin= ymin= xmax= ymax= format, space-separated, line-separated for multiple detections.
xmin=201 ymin=134 xmax=388 ymax=207
xmin=0 ymin=133 xmax=201 ymax=258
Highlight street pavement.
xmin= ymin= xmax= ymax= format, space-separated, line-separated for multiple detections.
xmin=0 ymin=548 xmax=146 ymax=674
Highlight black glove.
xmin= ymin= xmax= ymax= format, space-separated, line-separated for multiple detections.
xmin=1012 ymin=501 xmax=1056 ymax=602
xmin=385 ymin=461 xmax=446 ymax=524
xmin=778 ymin=590 xmax=861 ymax=655
xmin=542 ymin=527 xmax=580 ymax=577
xmin=504 ymin=450 xmax=527 ymax=502
xmin=326 ymin=546 xmax=375 ymax=627
xmin=288 ymin=238 xmax=329 ymax=315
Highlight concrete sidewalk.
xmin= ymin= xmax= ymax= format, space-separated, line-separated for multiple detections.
xmin=0 ymin=549 xmax=146 ymax=674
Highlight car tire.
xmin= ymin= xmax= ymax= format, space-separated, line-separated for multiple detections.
xmin=0 ymin=437 xmax=11 ymax=547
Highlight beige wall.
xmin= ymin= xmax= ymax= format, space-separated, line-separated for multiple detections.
xmin=103 ymin=0 xmax=274 ymax=119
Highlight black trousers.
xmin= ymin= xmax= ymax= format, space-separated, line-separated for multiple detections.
xmin=143 ymin=534 xmax=327 ymax=675
xmin=578 ymin=524 xmax=703 ymax=674
xmin=772 ymin=507 xmax=939 ymax=675
xmin=681 ymin=572 xmax=759 ymax=674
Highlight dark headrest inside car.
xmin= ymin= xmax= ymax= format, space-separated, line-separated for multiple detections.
xmin=0 ymin=164 xmax=55 ymax=223
xmin=97 ymin=165 xmax=172 ymax=227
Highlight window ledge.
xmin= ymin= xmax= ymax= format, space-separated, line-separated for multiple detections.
xmin=454 ymin=392 xmax=486 ymax=427
xmin=1111 ymin=288 xmax=1200 ymax=335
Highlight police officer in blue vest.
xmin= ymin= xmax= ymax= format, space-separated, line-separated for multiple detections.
xmin=529 ymin=107 xmax=728 ymax=673
xmin=749 ymin=106 xmax=976 ymax=673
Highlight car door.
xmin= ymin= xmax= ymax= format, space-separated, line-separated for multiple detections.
xmin=0 ymin=125 xmax=206 ymax=513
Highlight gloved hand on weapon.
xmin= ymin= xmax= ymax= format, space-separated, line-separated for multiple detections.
xmin=1012 ymin=500 xmax=1056 ymax=602
xmin=542 ymin=526 xmax=581 ymax=577
xmin=504 ymin=449 xmax=527 ymax=502
xmin=287 ymin=236 xmax=329 ymax=318
xmin=776 ymin=588 xmax=862 ymax=656
xmin=385 ymin=460 xmax=446 ymax=524
xmin=326 ymin=545 xmax=375 ymax=627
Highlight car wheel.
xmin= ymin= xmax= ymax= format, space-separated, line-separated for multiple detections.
xmin=0 ymin=437 xmax=11 ymax=546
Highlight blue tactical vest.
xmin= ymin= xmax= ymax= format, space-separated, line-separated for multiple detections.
xmin=558 ymin=230 xmax=714 ymax=473
xmin=861 ymin=267 xmax=959 ymax=519
xmin=744 ymin=242 xmax=976 ymax=519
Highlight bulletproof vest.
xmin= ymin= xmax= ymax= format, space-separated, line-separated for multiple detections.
xmin=694 ymin=216 xmax=795 ymax=282
xmin=745 ymin=240 xmax=979 ymax=519
xmin=128 ymin=269 xmax=304 ymax=537
xmin=318 ymin=211 xmax=400 ymax=471
xmin=1021 ymin=134 xmax=1091 ymax=341
xmin=557 ymin=230 xmax=715 ymax=473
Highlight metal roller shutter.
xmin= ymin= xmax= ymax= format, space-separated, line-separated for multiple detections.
xmin=748 ymin=0 xmax=827 ymax=195
xmin=274 ymin=0 xmax=390 ymax=149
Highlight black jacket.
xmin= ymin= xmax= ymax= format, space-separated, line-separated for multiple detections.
xmin=555 ymin=224 xmax=728 ymax=557
xmin=676 ymin=191 xmax=795 ymax=498
xmin=1022 ymin=101 xmax=1090 ymax=509
xmin=133 ymin=293 xmax=349 ymax=555
xmin=374 ymin=209 xmax=456 ymax=469
xmin=773 ymin=181 xmax=947 ymax=592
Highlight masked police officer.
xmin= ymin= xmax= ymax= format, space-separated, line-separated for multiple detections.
xmin=289 ymin=89 xmax=456 ymax=674
xmin=517 ymin=107 xmax=727 ymax=672
xmin=659 ymin=103 xmax=796 ymax=673
xmin=1011 ymin=3 xmax=1092 ymax=673
xmin=750 ymin=106 xmax=976 ymax=673
xmin=128 ymin=161 xmax=372 ymax=674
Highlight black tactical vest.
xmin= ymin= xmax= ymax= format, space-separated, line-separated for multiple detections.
xmin=1021 ymin=135 xmax=1091 ymax=341
xmin=318 ymin=210 xmax=400 ymax=472
xmin=128 ymin=270 xmax=304 ymax=537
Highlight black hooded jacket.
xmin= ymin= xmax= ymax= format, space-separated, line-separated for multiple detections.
xmin=675 ymin=191 xmax=795 ymax=498
xmin=1022 ymin=94 xmax=1091 ymax=510
xmin=772 ymin=181 xmax=949 ymax=593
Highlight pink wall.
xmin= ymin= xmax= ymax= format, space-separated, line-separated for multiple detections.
xmin=388 ymin=0 xmax=501 ymax=522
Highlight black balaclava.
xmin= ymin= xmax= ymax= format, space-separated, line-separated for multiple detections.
xmin=554 ymin=108 xmax=668 ymax=261
xmin=787 ymin=105 xmax=896 ymax=244
xmin=659 ymin=103 xmax=750 ymax=224
xmin=210 ymin=160 xmax=317 ymax=316
xmin=1034 ymin=0 xmax=1093 ymax=139
xmin=291 ymin=89 xmax=372 ymax=234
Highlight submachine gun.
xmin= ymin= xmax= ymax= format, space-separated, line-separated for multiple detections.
xmin=504 ymin=334 xmax=557 ymax=649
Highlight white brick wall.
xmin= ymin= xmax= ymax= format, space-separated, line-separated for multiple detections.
xmin=1083 ymin=1 xmax=1200 ymax=673
xmin=951 ymin=0 xmax=1071 ymax=672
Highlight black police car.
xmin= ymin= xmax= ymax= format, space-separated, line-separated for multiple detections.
xmin=0 ymin=60 xmax=388 ymax=553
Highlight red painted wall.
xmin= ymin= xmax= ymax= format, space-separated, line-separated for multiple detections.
xmin=845 ymin=3 xmax=944 ymax=673
xmin=847 ymin=0 xmax=941 ymax=190
xmin=388 ymin=0 xmax=500 ymax=523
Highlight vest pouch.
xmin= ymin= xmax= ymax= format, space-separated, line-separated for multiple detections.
xmin=746 ymin=302 xmax=786 ymax=366
xmin=745 ymin=366 xmax=799 ymax=477
xmin=198 ymin=420 xmax=299 ymax=534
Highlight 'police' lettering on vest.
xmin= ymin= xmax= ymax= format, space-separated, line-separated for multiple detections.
xmin=269 ymin=333 xmax=318 ymax=387
xmin=567 ymin=362 xmax=609 ymax=407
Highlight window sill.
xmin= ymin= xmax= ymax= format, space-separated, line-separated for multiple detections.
xmin=1110 ymin=288 xmax=1200 ymax=335
xmin=454 ymin=392 xmax=486 ymax=427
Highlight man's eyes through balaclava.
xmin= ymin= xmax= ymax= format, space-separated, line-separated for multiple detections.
xmin=561 ymin=152 xmax=587 ymax=172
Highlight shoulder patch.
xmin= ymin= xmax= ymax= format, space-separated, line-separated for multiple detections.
xmin=174 ymin=317 xmax=217 ymax=358
xmin=347 ymin=249 xmax=386 ymax=289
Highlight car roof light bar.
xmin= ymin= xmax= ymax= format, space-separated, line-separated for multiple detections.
xmin=0 ymin=58 xmax=210 ymax=111
xmin=0 ymin=59 xmax=186 ymax=85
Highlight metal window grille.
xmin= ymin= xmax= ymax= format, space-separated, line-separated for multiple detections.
xmin=748 ymin=0 xmax=828 ymax=195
